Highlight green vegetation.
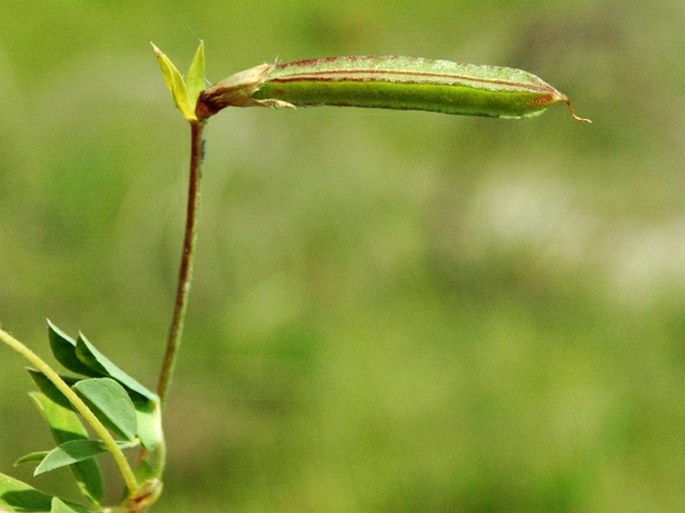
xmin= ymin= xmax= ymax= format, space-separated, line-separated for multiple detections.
xmin=1 ymin=1 xmax=683 ymax=512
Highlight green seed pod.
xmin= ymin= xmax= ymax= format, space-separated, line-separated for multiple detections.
xmin=197 ymin=55 xmax=590 ymax=122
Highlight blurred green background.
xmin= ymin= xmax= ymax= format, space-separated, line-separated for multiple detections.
xmin=1 ymin=1 xmax=684 ymax=512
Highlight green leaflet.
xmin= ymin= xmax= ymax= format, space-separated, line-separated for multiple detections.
xmin=199 ymin=55 xmax=590 ymax=122
xmin=75 ymin=334 xmax=157 ymax=404
xmin=29 ymin=393 xmax=104 ymax=504
xmin=34 ymin=440 xmax=137 ymax=477
xmin=0 ymin=473 xmax=96 ymax=513
xmin=46 ymin=320 xmax=100 ymax=377
xmin=72 ymin=378 xmax=138 ymax=443
xmin=0 ymin=472 xmax=53 ymax=513
xmin=50 ymin=497 xmax=95 ymax=513
xmin=46 ymin=320 xmax=157 ymax=404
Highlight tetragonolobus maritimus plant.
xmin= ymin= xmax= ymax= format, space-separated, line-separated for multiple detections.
xmin=0 ymin=40 xmax=589 ymax=513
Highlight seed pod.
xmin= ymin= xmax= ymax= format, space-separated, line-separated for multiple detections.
xmin=197 ymin=55 xmax=590 ymax=122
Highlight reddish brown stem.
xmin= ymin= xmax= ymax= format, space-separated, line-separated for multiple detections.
xmin=157 ymin=120 xmax=205 ymax=404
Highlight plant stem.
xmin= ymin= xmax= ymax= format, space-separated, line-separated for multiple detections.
xmin=0 ymin=327 xmax=139 ymax=494
xmin=156 ymin=120 xmax=205 ymax=404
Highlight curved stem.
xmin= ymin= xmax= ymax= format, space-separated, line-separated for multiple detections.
xmin=0 ymin=328 xmax=139 ymax=494
xmin=156 ymin=120 xmax=206 ymax=404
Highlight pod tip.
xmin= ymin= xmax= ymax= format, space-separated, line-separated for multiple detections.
xmin=565 ymin=98 xmax=592 ymax=123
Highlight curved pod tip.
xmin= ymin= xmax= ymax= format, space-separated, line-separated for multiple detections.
xmin=562 ymin=96 xmax=592 ymax=123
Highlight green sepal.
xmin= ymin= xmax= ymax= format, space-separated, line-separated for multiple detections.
xmin=29 ymin=392 xmax=104 ymax=504
xmin=185 ymin=41 xmax=205 ymax=114
xmin=151 ymin=42 xmax=198 ymax=121
xmin=34 ymin=439 xmax=137 ymax=477
xmin=72 ymin=378 xmax=138 ymax=442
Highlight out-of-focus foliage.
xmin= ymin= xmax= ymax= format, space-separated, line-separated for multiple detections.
xmin=1 ymin=1 xmax=684 ymax=511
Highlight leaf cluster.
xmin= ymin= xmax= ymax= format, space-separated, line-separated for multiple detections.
xmin=0 ymin=322 xmax=163 ymax=513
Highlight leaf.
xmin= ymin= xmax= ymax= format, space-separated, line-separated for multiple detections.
xmin=186 ymin=40 xmax=206 ymax=111
xmin=151 ymin=42 xmax=196 ymax=121
xmin=133 ymin=459 xmax=156 ymax=484
xmin=47 ymin=321 xmax=101 ymax=377
xmin=50 ymin=497 xmax=95 ymax=513
xmin=72 ymin=378 xmax=137 ymax=441
xmin=75 ymin=334 xmax=157 ymax=403
xmin=0 ymin=474 xmax=95 ymax=513
xmin=134 ymin=398 xmax=163 ymax=451
xmin=29 ymin=392 xmax=104 ymax=504
xmin=0 ymin=472 xmax=52 ymax=512
xmin=45 ymin=321 xmax=157 ymax=404
xmin=29 ymin=371 xmax=163 ymax=452
xmin=28 ymin=369 xmax=80 ymax=410
xmin=13 ymin=451 xmax=49 ymax=465
xmin=34 ymin=439 xmax=136 ymax=476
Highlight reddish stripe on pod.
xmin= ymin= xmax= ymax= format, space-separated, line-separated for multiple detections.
xmin=268 ymin=71 xmax=556 ymax=95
